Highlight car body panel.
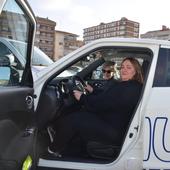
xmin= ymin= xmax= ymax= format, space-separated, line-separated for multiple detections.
xmin=2 ymin=0 xmax=170 ymax=170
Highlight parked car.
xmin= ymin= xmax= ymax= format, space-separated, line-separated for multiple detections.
xmin=2 ymin=1 xmax=170 ymax=170
xmin=0 ymin=37 xmax=53 ymax=80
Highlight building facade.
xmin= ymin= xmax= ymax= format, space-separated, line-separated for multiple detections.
xmin=83 ymin=17 xmax=139 ymax=44
xmin=35 ymin=17 xmax=56 ymax=60
xmin=54 ymin=30 xmax=84 ymax=61
xmin=140 ymin=25 xmax=170 ymax=41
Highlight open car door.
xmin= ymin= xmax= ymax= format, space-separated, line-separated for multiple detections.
xmin=0 ymin=0 xmax=36 ymax=169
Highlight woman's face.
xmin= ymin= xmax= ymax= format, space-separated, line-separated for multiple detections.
xmin=120 ymin=60 xmax=136 ymax=81
xmin=102 ymin=66 xmax=114 ymax=80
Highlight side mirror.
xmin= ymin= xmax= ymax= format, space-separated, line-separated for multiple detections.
xmin=0 ymin=56 xmax=20 ymax=86
xmin=0 ymin=56 xmax=10 ymax=85
xmin=0 ymin=67 xmax=10 ymax=86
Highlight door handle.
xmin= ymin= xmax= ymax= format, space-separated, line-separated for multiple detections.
xmin=26 ymin=95 xmax=33 ymax=109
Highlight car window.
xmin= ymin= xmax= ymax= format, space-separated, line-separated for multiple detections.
xmin=0 ymin=0 xmax=31 ymax=86
xmin=57 ymin=52 xmax=100 ymax=77
xmin=153 ymin=48 xmax=170 ymax=87
xmin=57 ymin=47 xmax=150 ymax=81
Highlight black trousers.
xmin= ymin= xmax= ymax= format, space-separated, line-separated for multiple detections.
xmin=50 ymin=112 xmax=118 ymax=153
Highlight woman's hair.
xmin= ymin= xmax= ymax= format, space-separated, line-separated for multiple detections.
xmin=103 ymin=61 xmax=115 ymax=71
xmin=121 ymin=57 xmax=144 ymax=84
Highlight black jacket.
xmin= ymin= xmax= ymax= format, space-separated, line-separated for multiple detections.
xmin=80 ymin=80 xmax=142 ymax=131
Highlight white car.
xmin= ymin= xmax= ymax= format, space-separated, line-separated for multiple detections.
xmin=0 ymin=37 xmax=53 ymax=80
xmin=1 ymin=1 xmax=170 ymax=170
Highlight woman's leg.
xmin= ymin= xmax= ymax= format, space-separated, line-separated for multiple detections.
xmin=50 ymin=112 xmax=117 ymax=153
xmin=72 ymin=112 xmax=118 ymax=144
xmin=49 ymin=114 xmax=76 ymax=153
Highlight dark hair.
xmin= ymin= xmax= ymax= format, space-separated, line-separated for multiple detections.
xmin=103 ymin=61 xmax=115 ymax=71
xmin=121 ymin=57 xmax=143 ymax=84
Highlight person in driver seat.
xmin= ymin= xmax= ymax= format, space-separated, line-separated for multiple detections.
xmin=102 ymin=61 xmax=115 ymax=80
xmin=85 ymin=60 xmax=116 ymax=94
xmin=48 ymin=57 xmax=143 ymax=158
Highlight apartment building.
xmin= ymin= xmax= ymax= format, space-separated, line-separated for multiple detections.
xmin=54 ymin=30 xmax=84 ymax=61
xmin=141 ymin=25 xmax=170 ymax=40
xmin=83 ymin=17 xmax=139 ymax=44
xmin=35 ymin=17 xmax=56 ymax=60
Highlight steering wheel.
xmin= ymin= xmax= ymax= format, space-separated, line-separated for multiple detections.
xmin=60 ymin=75 xmax=87 ymax=107
xmin=71 ymin=75 xmax=87 ymax=94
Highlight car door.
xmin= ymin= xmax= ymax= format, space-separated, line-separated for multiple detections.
xmin=0 ymin=0 xmax=36 ymax=170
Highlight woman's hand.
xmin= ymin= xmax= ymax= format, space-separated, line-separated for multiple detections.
xmin=73 ymin=90 xmax=83 ymax=101
xmin=85 ymin=84 xmax=93 ymax=93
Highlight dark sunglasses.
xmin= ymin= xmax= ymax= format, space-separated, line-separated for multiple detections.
xmin=102 ymin=69 xmax=112 ymax=74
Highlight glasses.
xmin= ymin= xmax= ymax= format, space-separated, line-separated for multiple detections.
xmin=102 ymin=69 xmax=112 ymax=74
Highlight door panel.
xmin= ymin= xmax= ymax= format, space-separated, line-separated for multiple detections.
xmin=0 ymin=87 xmax=34 ymax=128
xmin=0 ymin=87 xmax=35 ymax=169
xmin=0 ymin=0 xmax=36 ymax=169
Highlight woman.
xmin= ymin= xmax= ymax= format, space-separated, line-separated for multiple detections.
xmin=85 ymin=60 xmax=116 ymax=93
xmin=102 ymin=61 xmax=115 ymax=80
xmin=48 ymin=57 xmax=143 ymax=157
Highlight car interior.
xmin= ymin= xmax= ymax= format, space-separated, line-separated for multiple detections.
xmin=35 ymin=46 xmax=152 ymax=164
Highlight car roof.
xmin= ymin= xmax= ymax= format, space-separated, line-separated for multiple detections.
xmin=86 ymin=37 xmax=170 ymax=47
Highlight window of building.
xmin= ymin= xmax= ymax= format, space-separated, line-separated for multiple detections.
xmin=133 ymin=33 xmax=138 ymax=37
xmin=2 ymin=26 xmax=8 ymax=31
xmin=134 ymin=23 xmax=139 ymax=27
xmin=119 ymin=31 xmax=125 ymax=35
xmin=121 ymin=21 xmax=126 ymax=25
xmin=111 ymin=22 xmax=115 ymax=27
xmin=120 ymin=26 xmax=125 ymax=30
xmin=134 ymin=28 xmax=139 ymax=32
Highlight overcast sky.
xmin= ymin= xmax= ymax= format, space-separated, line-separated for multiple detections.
xmin=28 ymin=0 xmax=170 ymax=39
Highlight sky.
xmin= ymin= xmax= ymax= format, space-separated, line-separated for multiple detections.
xmin=28 ymin=0 xmax=170 ymax=40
